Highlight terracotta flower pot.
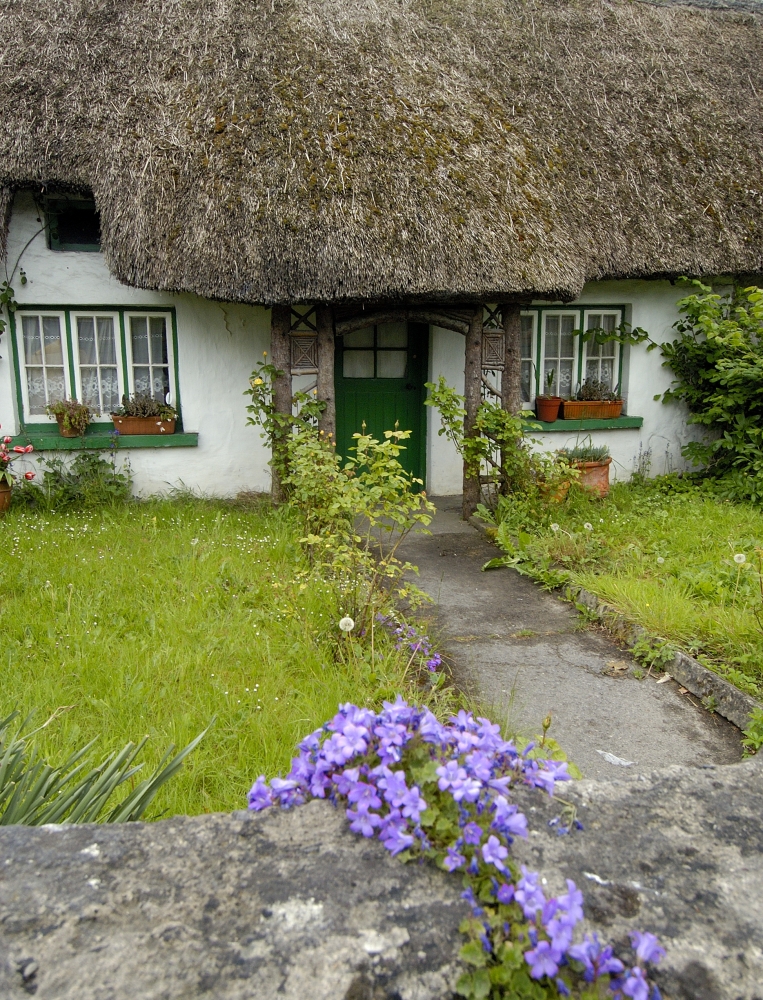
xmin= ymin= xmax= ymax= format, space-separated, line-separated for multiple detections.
xmin=573 ymin=457 xmax=612 ymax=497
xmin=563 ymin=400 xmax=623 ymax=420
xmin=55 ymin=414 xmax=80 ymax=438
xmin=535 ymin=396 xmax=563 ymax=422
xmin=0 ymin=481 xmax=11 ymax=517
xmin=111 ymin=415 xmax=176 ymax=435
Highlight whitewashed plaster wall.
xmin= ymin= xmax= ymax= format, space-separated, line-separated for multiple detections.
xmin=1 ymin=192 xmax=272 ymax=496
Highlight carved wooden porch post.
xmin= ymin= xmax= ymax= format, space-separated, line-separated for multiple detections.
xmin=316 ymin=304 xmax=336 ymax=442
xmin=269 ymin=304 xmax=292 ymax=503
xmin=462 ymin=305 xmax=483 ymax=519
xmin=501 ymin=302 xmax=523 ymax=416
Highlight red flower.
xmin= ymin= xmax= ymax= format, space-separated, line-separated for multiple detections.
xmin=12 ymin=446 xmax=25 ymax=453
xmin=24 ymin=471 xmax=35 ymax=480
xmin=24 ymin=444 xmax=34 ymax=454
xmin=2 ymin=436 xmax=11 ymax=444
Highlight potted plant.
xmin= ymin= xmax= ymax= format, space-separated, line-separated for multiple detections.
xmin=46 ymin=398 xmax=93 ymax=437
xmin=111 ymin=393 xmax=177 ymax=435
xmin=557 ymin=439 xmax=612 ymax=497
xmin=563 ymin=379 xmax=623 ymax=420
xmin=535 ymin=369 xmax=563 ymax=422
xmin=0 ymin=425 xmax=35 ymax=515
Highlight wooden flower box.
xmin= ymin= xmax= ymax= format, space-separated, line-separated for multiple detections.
xmin=111 ymin=415 xmax=176 ymax=435
xmin=562 ymin=400 xmax=623 ymax=420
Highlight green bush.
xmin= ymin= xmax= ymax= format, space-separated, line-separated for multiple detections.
xmin=660 ymin=281 xmax=763 ymax=502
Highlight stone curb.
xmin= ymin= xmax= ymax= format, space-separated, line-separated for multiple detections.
xmin=568 ymin=584 xmax=762 ymax=732
xmin=467 ymin=514 xmax=762 ymax=733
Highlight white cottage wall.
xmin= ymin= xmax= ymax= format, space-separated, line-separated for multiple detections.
xmin=1 ymin=192 xmax=272 ymax=496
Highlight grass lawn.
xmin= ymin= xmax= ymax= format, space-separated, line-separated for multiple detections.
xmin=0 ymin=498 xmax=444 ymax=817
xmin=490 ymin=477 xmax=763 ymax=699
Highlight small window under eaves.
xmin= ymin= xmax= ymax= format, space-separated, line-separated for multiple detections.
xmin=46 ymin=196 xmax=101 ymax=252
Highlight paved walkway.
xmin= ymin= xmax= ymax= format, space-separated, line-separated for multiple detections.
xmin=400 ymin=497 xmax=742 ymax=780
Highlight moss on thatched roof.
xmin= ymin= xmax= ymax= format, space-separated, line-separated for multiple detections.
xmin=1 ymin=0 xmax=763 ymax=304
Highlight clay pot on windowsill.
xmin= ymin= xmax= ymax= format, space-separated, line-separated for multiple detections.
xmin=535 ymin=396 xmax=563 ymax=422
xmin=0 ymin=481 xmax=11 ymax=516
xmin=572 ymin=457 xmax=612 ymax=497
xmin=563 ymin=400 xmax=623 ymax=420
xmin=55 ymin=414 xmax=80 ymax=438
xmin=111 ymin=415 xmax=176 ymax=436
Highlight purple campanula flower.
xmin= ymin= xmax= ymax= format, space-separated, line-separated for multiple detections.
xmin=462 ymin=821 xmax=483 ymax=846
xmin=347 ymin=780 xmax=382 ymax=812
xmin=622 ymin=967 xmax=650 ymax=1000
xmin=381 ymin=695 xmax=413 ymax=724
xmin=481 ymin=835 xmax=508 ymax=872
xmin=426 ymin=653 xmax=442 ymax=671
xmin=496 ymin=882 xmax=515 ymax=904
xmin=376 ymin=768 xmax=408 ymax=806
xmin=444 ymin=845 xmax=466 ymax=871
xmin=346 ymin=807 xmax=381 ymax=837
xmin=475 ymin=717 xmax=502 ymax=750
xmin=451 ymin=709 xmax=477 ymax=731
xmin=555 ymin=978 xmax=571 ymax=997
xmin=515 ymin=867 xmax=546 ymax=918
xmin=247 ymin=775 xmax=273 ymax=811
xmin=337 ymin=703 xmax=376 ymax=730
xmin=419 ymin=710 xmax=449 ymax=744
xmin=401 ymin=786 xmax=427 ymax=823
xmin=298 ymin=729 xmax=322 ymax=754
xmin=269 ymin=777 xmax=304 ymax=808
xmin=524 ymin=940 xmax=562 ymax=980
xmin=488 ymin=775 xmax=512 ymax=795
xmin=332 ymin=766 xmax=360 ymax=795
xmin=558 ymin=880 xmax=584 ymax=923
xmin=465 ymin=751 xmax=493 ymax=782
xmin=492 ymin=796 xmax=528 ymax=839
xmin=546 ymin=917 xmax=574 ymax=953
xmin=630 ymin=931 xmax=666 ymax=966
xmin=436 ymin=760 xmax=465 ymax=791
xmin=383 ymin=825 xmax=414 ymax=856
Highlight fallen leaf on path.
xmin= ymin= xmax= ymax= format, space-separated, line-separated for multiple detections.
xmin=656 ymin=673 xmax=672 ymax=684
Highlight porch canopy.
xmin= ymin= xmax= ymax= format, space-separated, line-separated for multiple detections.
xmin=1 ymin=0 xmax=763 ymax=306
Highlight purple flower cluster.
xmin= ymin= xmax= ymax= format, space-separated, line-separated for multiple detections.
xmin=378 ymin=615 xmax=443 ymax=672
xmin=247 ymin=700 xmax=663 ymax=996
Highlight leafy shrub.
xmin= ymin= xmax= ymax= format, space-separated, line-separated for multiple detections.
xmin=13 ymin=451 xmax=132 ymax=510
xmin=659 ymin=281 xmax=763 ymax=502
xmin=0 ymin=709 xmax=205 ymax=825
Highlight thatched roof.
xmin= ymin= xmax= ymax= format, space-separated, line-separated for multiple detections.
xmin=1 ymin=0 xmax=763 ymax=305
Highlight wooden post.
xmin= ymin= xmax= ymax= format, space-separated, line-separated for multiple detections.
xmin=316 ymin=304 xmax=336 ymax=443
xmin=462 ymin=305 xmax=483 ymax=519
xmin=501 ymin=303 xmax=523 ymax=416
xmin=269 ymin=304 xmax=292 ymax=503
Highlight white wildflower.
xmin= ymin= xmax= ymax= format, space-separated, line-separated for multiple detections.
xmin=339 ymin=616 xmax=355 ymax=632
xmin=733 ymin=553 xmax=746 ymax=565
xmin=550 ymin=523 xmax=560 ymax=533
xmin=583 ymin=522 xmax=593 ymax=532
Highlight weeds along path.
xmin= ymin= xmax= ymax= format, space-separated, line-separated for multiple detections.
xmin=399 ymin=498 xmax=742 ymax=780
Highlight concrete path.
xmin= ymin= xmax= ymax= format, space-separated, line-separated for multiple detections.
xmin=400 ymin=497 xmax=742 ymax=780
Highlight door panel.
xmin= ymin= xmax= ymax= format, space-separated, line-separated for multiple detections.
xmin=335 ymin=322 xmax=428 ymax=483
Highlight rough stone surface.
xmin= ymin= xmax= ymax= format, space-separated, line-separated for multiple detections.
xmin=1 ymin=760 xmax=762 ymax=999
xmin=400 ymin=500 xmax=742 ymax=780
xmin=512 ymin=757 xmax=763 ymax=1000
xmin=0 ymin=801 xmax=467 ymax=1000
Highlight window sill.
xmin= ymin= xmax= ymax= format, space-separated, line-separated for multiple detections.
xmin=11 ymin=424 xmax=198 ymax=450
xmin=529 ymin=415 xmax=643 ymax=432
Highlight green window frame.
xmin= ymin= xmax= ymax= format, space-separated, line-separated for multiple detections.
xmin=9 ymin=304 xmax=186 ymax=439
xmin=521 ymin=305 xmax=626 ymax=404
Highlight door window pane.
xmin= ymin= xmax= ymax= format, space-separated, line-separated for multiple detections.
xmin=377 ymin=324 xmax=407 ymax=348
xmin=20 ymin=314 xmax=65 ymax=413
xmin=344 ymin=328 xmax=374 ymax=348
xmin=377 ymin=351 xmax=407 ymax=378
xmin=343 ymin=351 xmax=375 ymax=378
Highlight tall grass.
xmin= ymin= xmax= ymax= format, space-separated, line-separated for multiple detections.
xmin=0 ymin=497 xmax=450 ymax=817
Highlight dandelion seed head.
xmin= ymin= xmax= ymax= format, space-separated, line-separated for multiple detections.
xmin=339 ymin=616 xmax=355 ymax=632
xmin=583 ymin=522 xmax=593 ymax=532
xmin=550 ymin=523 xmax=560 ymax=532
xmin=734 ymin=553 xmax=746 ymax=565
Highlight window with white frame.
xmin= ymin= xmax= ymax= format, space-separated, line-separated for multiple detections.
xmin=14 ymin=308 xmax=177 ymax=422
xmin=541 ymin=312 xmax=578 ymax=398
xmin=582 ymin=311 xmax=620 ymax=393
xmin=20 ymin=313 xmax=67 ymax=414
xmin=516 ymin=306 xmax=624 ymax=403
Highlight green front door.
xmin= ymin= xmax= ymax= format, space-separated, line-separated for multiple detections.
xmin=335 ymin=321 xmax=428 ymax=482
